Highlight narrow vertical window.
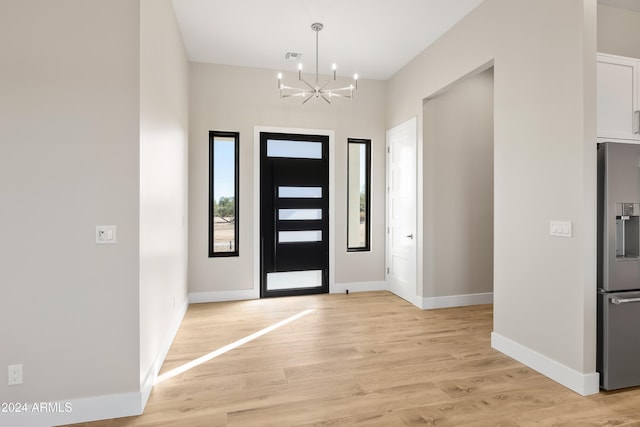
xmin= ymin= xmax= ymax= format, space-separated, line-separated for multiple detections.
xmin=347 ymin=138 xmax=371 ymax=251
xmin=209 ymin=131 xmax=239 ymax=257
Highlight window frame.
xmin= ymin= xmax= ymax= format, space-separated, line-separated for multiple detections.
xmin=209 ymin=130 xmax=240 ymax=257
xmin=347 ymin=138 xmax=372 ymax=252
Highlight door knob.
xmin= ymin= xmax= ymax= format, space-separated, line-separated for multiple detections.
xmin=406 ymin=234 xmax=414 ymax=239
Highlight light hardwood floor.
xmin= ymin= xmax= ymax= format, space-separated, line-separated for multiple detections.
xmin=70 ymin=291 xmax=640 ymax=426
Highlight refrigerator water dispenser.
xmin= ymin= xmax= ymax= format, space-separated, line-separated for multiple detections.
xmin=615 ymin=203 xmax=640 ymax=259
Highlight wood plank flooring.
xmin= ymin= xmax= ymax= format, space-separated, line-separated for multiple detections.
xmin=69 ymin=291 xmax=640 ymax=426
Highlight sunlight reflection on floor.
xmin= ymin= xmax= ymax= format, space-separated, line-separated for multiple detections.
xmin=155 ymin=308 xmax=315 ymax=384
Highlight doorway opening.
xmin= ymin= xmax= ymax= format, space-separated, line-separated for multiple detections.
xmin=420 ymin=66 xmax=494 ymax=308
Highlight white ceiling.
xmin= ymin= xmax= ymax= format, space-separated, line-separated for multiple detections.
xmin=171 ymin=0 xmax=640 ymax=81
xmin=171 ymin=0 xmax=485 ymax=81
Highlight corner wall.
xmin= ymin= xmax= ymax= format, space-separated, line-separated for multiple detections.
xmin=388 ymin=0 xmax=598 ymax=394
xmin=0 ymin=1 xmax=191 ymax=425
xmin=0 ymin=0 xmax=142 ymax=422
xmin=139 ymin=0 xmax=190 ymax=402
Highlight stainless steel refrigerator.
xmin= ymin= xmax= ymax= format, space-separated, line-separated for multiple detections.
xmin=598 ymin=142 xmax=640 ymax=390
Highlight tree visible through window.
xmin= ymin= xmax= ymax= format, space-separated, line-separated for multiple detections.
xmin=209 ymin=131 xmax=239 ymax=257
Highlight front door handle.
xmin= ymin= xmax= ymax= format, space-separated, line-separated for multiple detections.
xmin=406 ymin=234 xmax=414 ymax=239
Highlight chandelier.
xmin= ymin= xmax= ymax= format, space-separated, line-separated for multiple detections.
xmin=277 ymin=23 xmax=358 ymax=104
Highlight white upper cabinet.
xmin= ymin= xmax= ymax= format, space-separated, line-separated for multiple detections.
xmin=597 ymin=53 xmax=640 ymax=142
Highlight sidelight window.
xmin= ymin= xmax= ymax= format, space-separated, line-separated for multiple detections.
xmin=209 ymin=131 xmax=239 ymax=257
xmin=347 ymin=138 xmax=371 ymax=251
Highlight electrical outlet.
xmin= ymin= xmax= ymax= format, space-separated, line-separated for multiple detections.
xmin=8 ymin=364 xmax=22 ymax=385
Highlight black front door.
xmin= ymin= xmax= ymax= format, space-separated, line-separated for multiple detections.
xmin=260 ymin=132 xmax=329 ymax=297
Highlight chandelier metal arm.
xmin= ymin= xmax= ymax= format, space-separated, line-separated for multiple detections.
xmin=325 ymin=92 xmax=352 ymax=99
xmin=298 ymin=76 xmax=317 ymax=92
xmin=325 ymin=85 xmax=355 ymax=93
xmin=281 ymin=93 xmax=307 ymax=99
xmin=319 ymin=77 xmax=336 ymax=91
xmin=279 ymin=87 xmax=311 ymax=97
xmin=279 ymin=83 xmax=308 ymax=90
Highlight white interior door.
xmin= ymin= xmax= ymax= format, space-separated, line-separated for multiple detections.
xmin=386 ymin=117 xmax=417 ymax=304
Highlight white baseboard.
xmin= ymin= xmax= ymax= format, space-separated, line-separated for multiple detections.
xmin=189 ymin=289 xmax=259 ymax=303
xmin=491 ymin=332 xmax=600 ymax=396
xmin=331 ymin=281 xmax=387 ymax=294
xmin=420 ymin=292 xmax=493 ymax=309
xmin=0 ymin=391 xmax=143 ymax=427
xmin=189 ymin=283 xmax=387 ymax=302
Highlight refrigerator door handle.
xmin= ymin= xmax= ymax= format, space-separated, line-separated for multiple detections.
xmin=610 ymin=296 xmax=640 ymax=305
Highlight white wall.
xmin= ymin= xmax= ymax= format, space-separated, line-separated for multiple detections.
xmin=139 ymin=0 xmax=189 ymax=401
xmin=388 ymin=0 xmax=598 ymax=395
xmin=422 ymin=68 xmax=494 ymax=301
xmin=598 ymin=4 xmax=640 ymax=58
xmin=188 ymin=63 xmax=386 ymax=298
xmin=0 ymin=0 xmax=141 ymax=408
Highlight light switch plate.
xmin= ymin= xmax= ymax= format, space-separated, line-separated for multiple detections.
xmin=96 ymin=225 xmax=117 ymax=244
xmin=550 ymin=220 xmax=572 ymax=238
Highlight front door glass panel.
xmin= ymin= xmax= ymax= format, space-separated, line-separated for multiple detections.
xmin=267 ymin=270 xmax=323 ymax=290
xmin=267 ymin=139 xmax=323 ymax=159
xmin=278 ymin=186 xmax=322 ymax=198
xmin=278 ymin=209 xmax=322 ymax=220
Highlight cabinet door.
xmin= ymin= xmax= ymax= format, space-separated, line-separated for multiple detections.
xmin=597 ymin=55 xmax=639 ymax=142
